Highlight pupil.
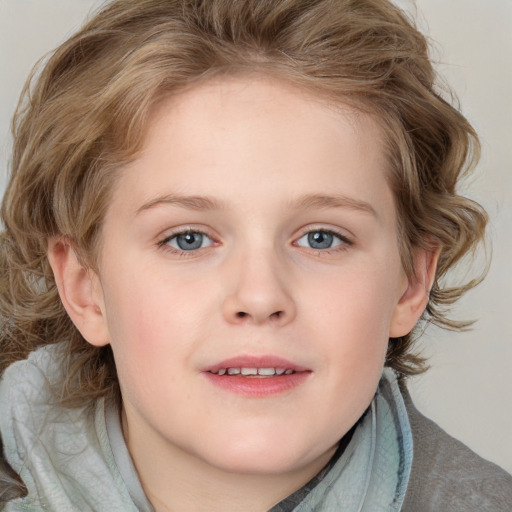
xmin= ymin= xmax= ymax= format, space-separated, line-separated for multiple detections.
xmin=308 ymin=231 xmax=333 ymax=249
xmin=177 ymin=232 xmax=203 ymax=250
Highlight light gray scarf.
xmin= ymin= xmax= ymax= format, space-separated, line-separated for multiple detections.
xmin=1 ymin=345 xmax=412 ymax=511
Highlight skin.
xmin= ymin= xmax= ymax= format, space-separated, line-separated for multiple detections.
xmin=49 ymin=76 xmax=437 ymax=511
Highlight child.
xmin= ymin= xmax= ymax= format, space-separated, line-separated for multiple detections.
xmin=1 ymin=0 xmax=511 ymax=510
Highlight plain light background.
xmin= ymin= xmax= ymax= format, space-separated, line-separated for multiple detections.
xmin=0 ymin=0 xmax=511 ymax=474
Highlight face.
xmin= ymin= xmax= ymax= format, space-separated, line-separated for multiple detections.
xmin=91 ymin=77 xmax=413 ymax=477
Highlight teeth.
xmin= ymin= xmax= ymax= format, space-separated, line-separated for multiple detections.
xmin=213 ymin=367 xmax=295 ymax=376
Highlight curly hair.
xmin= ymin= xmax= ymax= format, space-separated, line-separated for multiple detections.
xmin=0 ymin=0 xmax=487 ymax=408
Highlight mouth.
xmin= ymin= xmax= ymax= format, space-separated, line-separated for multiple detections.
xmin=202 ymin=356 xmax=311 ymax=396
xmin=209 ymin=367 xmax=296 ymax=377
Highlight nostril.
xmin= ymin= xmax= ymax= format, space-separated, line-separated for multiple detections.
xmin=234 ymin=310 xmax=284 ymax=321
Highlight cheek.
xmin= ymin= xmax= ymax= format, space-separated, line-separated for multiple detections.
xmin=100 ymin=273 xmax=176 ymax=376
xmin=102 ymin=289 xmax=191 ymax=414
xmin=103 ymin=259 xmax=192 ymax=335
xmin=304 ymin=259 xmax=400 ymax=338
xmin=100 ymin=266 xmax=216 ymax=379
xmin=300 ymin=258 xmax=401 ymax=389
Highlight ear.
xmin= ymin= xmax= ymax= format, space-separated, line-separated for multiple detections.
xmin=47 ymin=237 xmax=110 ymax=347
xmin=389 ymin=246 xmax=440 ymax=338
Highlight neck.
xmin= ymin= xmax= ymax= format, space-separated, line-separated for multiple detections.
xmin=144 ymin=459 xmax=332 ymax=512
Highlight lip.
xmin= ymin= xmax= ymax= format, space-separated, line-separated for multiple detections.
xmin=201 ymin=355 xmax=312 ymax=397
xmin=203 ymin=355 xmax=310 ymax=374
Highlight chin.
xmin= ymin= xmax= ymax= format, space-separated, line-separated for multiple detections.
xmin=198 ymin=435 xmax=329 ymax=476
xmin=208 ymin=454 xmax=304 ymax=476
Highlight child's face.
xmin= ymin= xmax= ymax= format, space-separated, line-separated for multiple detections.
xmin=88 ymin=77 xmax=420 ymax=476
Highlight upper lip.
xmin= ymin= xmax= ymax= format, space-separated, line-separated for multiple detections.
xmin=202 ymin=355 xmax=311 ymax=373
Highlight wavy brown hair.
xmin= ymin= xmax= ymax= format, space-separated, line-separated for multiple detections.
xmin=1 ymin=0 xmax=487 ymax=408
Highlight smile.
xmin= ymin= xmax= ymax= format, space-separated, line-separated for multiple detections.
xmin=210 ymin=367 xmax=295 ymax=376
xmin=203 ymin=356 xmax=310 ymax=396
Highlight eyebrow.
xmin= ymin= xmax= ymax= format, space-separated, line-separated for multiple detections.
xmin=136 ymin=194 xmax=224 ymax=214
xmin=291 ymin=193 xmax=378 ymax=218
xmin=136 ymin=192 xmax=378 ymax=218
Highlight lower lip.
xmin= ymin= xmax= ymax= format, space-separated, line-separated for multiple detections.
xmin=203 ymin=371 xmax=311 ymax=397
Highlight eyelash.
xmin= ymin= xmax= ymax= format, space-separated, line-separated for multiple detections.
xmin=157 ymin=228 xmax=216 ymax=258
xmin=157 ymin=227 xmax=353 ymax=257
xmin=294 ymin=228 xmax=353 ymax=254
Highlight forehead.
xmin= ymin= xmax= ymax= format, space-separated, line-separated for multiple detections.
xmin=105 ymin=76 xmax=395 ymax=226
xmin=147 ymin=76 xmax=383 ymax=163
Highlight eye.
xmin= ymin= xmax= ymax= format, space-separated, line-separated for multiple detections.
xmin=295 ymin=230 xmax=347 ymax=250
xmin=164 ymin=231 xmax=214 ymax=251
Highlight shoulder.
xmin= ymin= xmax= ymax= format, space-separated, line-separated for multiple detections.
xmin=400 ymin=384 xmax=512 ymax=512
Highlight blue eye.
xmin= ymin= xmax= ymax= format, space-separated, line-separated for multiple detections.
xmin=296 ymin=230 xmax=345 ymax=250
xmin=166 ymin=231 xmax=213 ymax=251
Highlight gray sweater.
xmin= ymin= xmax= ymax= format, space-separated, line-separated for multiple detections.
xmin=400 ymin=385 xmax=512 ymax=511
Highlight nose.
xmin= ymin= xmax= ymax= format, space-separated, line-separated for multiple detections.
xmin=221 ymin=249 xmax=296 ymax=326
